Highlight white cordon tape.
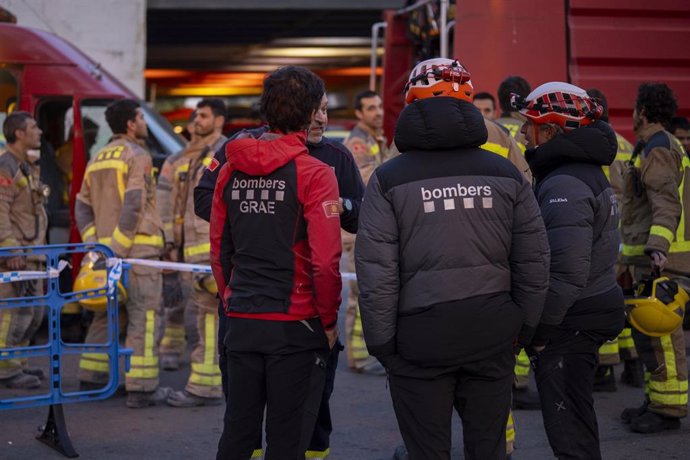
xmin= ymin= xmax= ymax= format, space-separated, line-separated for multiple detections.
xmin=0 ymin=260 xmax=69 ymax=284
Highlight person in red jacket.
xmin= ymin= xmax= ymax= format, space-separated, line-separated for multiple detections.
xmin=210 ymin=66 xmax=342 ymax=460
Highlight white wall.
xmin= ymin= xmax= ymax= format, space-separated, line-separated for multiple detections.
xmin=0 ymin=0 xmax=146 ymax=97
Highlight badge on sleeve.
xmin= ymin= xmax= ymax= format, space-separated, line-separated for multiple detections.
xmin=208 ymin=158 xmax=220 ymax=172
xmin=322 ymin=200 xmax=340 ymax=218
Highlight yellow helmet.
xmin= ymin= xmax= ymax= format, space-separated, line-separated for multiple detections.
xmin=73 ymin=255 xmax=127 ymax=312
xmin=625 ymin=277 xmax=688 ymax=337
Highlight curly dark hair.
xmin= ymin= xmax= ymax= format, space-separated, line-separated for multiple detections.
xmin=498 ymin=76 xmax=531 ymax=115
xmin=105 ymin=99 xmax=140 ymax=134
xmin=635 ymin=83 xmax=677 ymax=126
xmin=259 ymin=66 xmax=325 ymax=134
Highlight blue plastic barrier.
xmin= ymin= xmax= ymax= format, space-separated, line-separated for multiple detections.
xmin=0 ymin=243 xmax=132 ymax=457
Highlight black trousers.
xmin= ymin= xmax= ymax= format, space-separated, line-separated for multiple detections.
xmin=388 ymin=346 xmax=514 ymax=460
xmin=217 ymin=309 xmax=341 ymax=454
xmin=530 ymin=330 xmax=603 ymax=460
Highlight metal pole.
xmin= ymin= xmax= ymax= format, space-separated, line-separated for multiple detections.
xmin=445 ymin=20 xmax=455 ymax=57
xmin=394 ymin=0 xmax=433 ymax=16
xmin=370 ymin=22 xmax=387 ymax=91
xmin=440 ymin=0 xmax=449 ymax=58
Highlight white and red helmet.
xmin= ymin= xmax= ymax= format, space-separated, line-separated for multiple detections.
xmin=512 ymin=82 xmax=603 ymax=131
xmin=404 ymin=58 xmax=474 ymax=104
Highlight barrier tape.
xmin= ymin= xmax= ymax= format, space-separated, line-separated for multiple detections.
xmin=2 ymin=258 xmax=357 ymax=283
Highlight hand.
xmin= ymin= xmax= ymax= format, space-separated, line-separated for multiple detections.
xmin=6 ymin=256 xmax=26 ymax=270
xmin=163 ymin=243 xmax=177 ymax=262
xmin=337 ymin=198 xmax=345 ymax=215
xmin=650 ymin=251 xmax=668 ymax=271
xmin=325 ymin=327 xmax=339 ymax=350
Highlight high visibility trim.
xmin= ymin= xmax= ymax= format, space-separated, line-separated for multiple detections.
xmin=163 ymin=326 xmax=185 ymax=339
xmin=126 ymin=367 xmax=158 ymax=378
xmin=506 ymin=411 xmax=515 ymax=443
xmin=189 ymin=373 xmax=222 ymax=386
xmin=204 ymin=313 xmax=216 ymax=365
xmin=86 ymin=159 xmax=128 ymax=175
xmin=202 ymin=156 xmax=212 ymax=167
xmin=16 ymin=176 xmax=28 ymax=188
xmin=98 ymin=234 xmax=164 ymax=248
xmin=480 ymin=142 xmax=510 ymax=159
xmin=175 ymin=163 xmax=190 ymax=175
xmin=79 ymin=353 xmax=110 ymax=372
xmin=82 ymin=225 xmax=96 ymax=241
xmin=184 ymin=242 xmax=211 ymax=259
xmin=164 ymin=223 xmax=173 ymax=231
xmin=622 ymin=244 xmax=645 ymax=256
xmin=306 ymin=448 xmax=331 ymax=458
xmin=649 ymin=379 xmax=689 ymax=394
xmin=650 ymin=225 xmax=675 ymax=245
xmin=113 ymin=227 xmax=134 ymax=249
xmin=598 ymin=339 xmax=619 ymax=356
xmin=0 ymin=313 xmax=12 ymax=348
xmin=130 ymin=356 xmax=158 ymax=366
xmin=145 ymin=309 xmax=155 ymax=358
xmin=191 ymin=362 xmax=221 ymax=375
xmin=251 ymin=449 xmax=264 ymax=459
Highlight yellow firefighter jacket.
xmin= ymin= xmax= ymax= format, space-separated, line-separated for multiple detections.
xmin=75 ymin=134 xmax=163 ymax=259
xmin=0 ymin=149 xmax=48 ymax=251
xmin=620 ymin=123 xmax=690 ymax=273
xmin=482 ymin=119 xmax=532 ymax=183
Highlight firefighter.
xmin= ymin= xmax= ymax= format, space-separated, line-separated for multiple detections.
xmin=343 ymin=89 xmax=396 ymax=375
xmin=164 ymin=98 xmax=227 ymax=407
xmin=586 ymin=88 xmax=643 ymax=392
xmin=356 ymin=57 xmax=550 ymax=460
xmin=619 ymin=83 xmax=689 ymax=433
xmin=75 ymin=99 xmax=170 ymax=408
xmin=0 ymin=111 xmax=48 ymax=390
xmin=495 ymin=75 xmax=531 ymax=150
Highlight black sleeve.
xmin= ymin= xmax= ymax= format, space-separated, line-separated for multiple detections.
xmin=336 ymin=146 xmax=365 ymax=233
xmin=194 ymin=140 xmax=230 ymax=222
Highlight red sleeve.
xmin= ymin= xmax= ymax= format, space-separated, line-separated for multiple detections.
xmin=299 ymin=159 xmax=343 ymax=329
xmin=210 ymin=163 xmax=233 ymax=307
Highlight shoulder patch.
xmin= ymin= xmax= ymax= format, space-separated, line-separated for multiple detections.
xmin=0 ymin=175 xmax=12 ymax=187
xmin=208 ymin=158 xmax=220 ymax=172
xmin=322 ymin=200 xmax=341 ymax=218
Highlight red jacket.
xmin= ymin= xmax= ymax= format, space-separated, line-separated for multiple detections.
xmin=210 ymin=131 xmax=342 ymax=329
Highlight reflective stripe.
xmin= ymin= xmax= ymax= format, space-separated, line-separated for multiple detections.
xmin=130 ymin=356 xmax=159 ymax=366
xmin=79 ymin=353 xmax=110 ymax=373
xmin=204 ymin=313 xmax=215 ymax=365
xmin=189 ymin=373 xmax=222 ymax=386
xmin=202 ymin=156 xmax=212 ymax=167
xmin=480 ymin=142 xmax=510 ymax=158
xmin=619 ymin=328 xmax=635 ymax=350
xmin=506 ymin=411 xmax=515 ymax=443
xmin=145 ymin=309 xmax=155 ymax=358
xmin=648 ymin=335 xmax=688 ymax=406
xmin=127 ymin=311 xmax=158 ymax=380
xmin=184 ymin=242 xmax=210 ymax=259
xmin=306 ymin=448 xmax=331 ymax=458
xmin=16 ymin=176 xmax=28 ymax=188
xmin=514 ymin=350 xmax=530 ymax=376
xmin=622 ymin=244 xmax=645 ymax=256
xmin=82 ymin=225 xmax=96 ymax=240
xmin=113 ymin=227 xmax=134 ymax=249
xmin=598 ymin=339 xmax=619 ymax=356
xmin=99 ymin=234 xmax=164 ymax=248
xmin=650 ymin=225 xmax=675 ymax=245
xmin=0 ymin=312 xmax=11 ymax=347
xmin=176 ymin=163 xmax=190 ymax=174
xmin=191 ymin=362 xmax=221 ymax=375
xmin=86 ymin=159 xmax=128 ymax=202
xmin=251 ymin=449 xmax=263 ymax=459
xmin=126 ymin=367 xmax=159 ymax=378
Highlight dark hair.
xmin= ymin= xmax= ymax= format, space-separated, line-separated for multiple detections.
xmin=498 ymin=76 xmax=531 ymax=115
xmin=2 ymin=111 xmax=33 ymax=144
xmin=197 ymin=98 xmax=226 ymax=118
xmin=354 ymin=90 xmax=380 ymax=111
xmin=586 ymin=88 xmax=609 ymax=121
xmin=105 ymin=99 xmax=140 ymax=134
xmin=259 ymin=66 xmax=325 ymax=133
xmin=635 ymin=83 xmax=677 ymax=126
xmin=670 ymin=116 xmax=690 ymax=133
xmin=473 ymin=92 xmax=496 ymax=107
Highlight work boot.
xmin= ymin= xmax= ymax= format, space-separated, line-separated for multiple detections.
xmin=392 ymin=444 xmax=409 ymax=460
xmin=23 ymin=367 xmax=46 ymax=380
xmin=593 ymin=365 xmax=617 ymax=392
xmin=630 ymin=411 xmax=680 ymax=433
xmin=620 ymin=359 xmax=644 ymax=388
xmin=126 ymin=386 xmax=173 ymax=409
xmin=1 ymin=373 xmax=41 ymax=389
xmin=512 ymin=386 xmax=541 ymax=410
xmin=160 ymin=353 xmax=180 ymax=371
xmin=166 ymin=390 xmax=223 ymax=408
xmin=354 ymin=357 xmax=386 ymax=376
xmin=621 ymin=400 xmax=648 ymax=424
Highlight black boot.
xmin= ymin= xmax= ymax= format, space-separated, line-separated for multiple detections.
xmin=630 ymin=411 xmax=681 ymax=433
xmin=593 ymin=365 xmax=617 ymax=392
xmin=621 ymin=400 xmax=648 ymax=424
xmin=620 ymin=360 xmax=644 ymax=388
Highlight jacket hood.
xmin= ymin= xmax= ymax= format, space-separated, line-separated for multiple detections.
xmin=394 ymin=97 xmax=488 ymax=152
xmin=526 ymin=120 xmax=617 ymax=180
xmin=226 ymin=131 xmax=308 ymax=175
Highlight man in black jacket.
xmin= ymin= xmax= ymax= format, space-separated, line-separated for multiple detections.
xmin=515 ymin=82 xmax=625 ymax=459
xmin=355 ymin=58 xmax=550 ymax=459
xmin=195 ymin=93 xmax=364 ymax=459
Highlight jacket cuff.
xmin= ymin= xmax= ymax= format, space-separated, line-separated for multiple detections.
xmin=645 ymin=235 xmax=670 ymax=256
xmin=531 ymin=323 xmax=560 ymax=347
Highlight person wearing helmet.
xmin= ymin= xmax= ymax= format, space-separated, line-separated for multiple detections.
xmin=514 ymin=82 xmax=625 ymax=458
xmin=618 ymin=83 xmax=689 ymax=434
xmin=496 ymin=75 xmax=531 ymax=149
xmin=355 ymin=57 xmax=550 ymax=459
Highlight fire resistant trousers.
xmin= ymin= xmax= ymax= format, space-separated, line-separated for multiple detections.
xmin=388 ymin=345 xmax=514 ymax=460
xmin=0 ymin=277 xmax=44 ymax=379
xmin=78 ymin=265 xmax=163 ymax=392
xmin=531 ymin=329 xmax=603 ymax=460
xmin=160 ymin=271 xmax=193 ymax=357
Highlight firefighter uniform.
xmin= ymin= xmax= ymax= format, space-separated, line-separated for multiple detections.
xmin=0 ymin=149 xmax=47 ymax=382
xmin=168 ymin=135 xmax=226 ymax=400
xmin=75 ymin=134 xmax=164 ymax=392
xmin=620 ymin=123 xmax=689 ymax=419
xmin=343 ymin=123 xmax=393 ymax=372
xmin=495 ymin=114 xmax=527 ymax=152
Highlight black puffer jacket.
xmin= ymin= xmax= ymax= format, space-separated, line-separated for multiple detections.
xmin=527 ymin=120 xmax=625 ymax=345
xmin=355 ymin=98 xmax=550 ymax=373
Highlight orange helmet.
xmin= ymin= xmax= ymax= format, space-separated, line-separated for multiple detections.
xmin=404 ymin=58 xmax=473 ymax=104
xmin=511 ymin=82 xmax=602 ymax=131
